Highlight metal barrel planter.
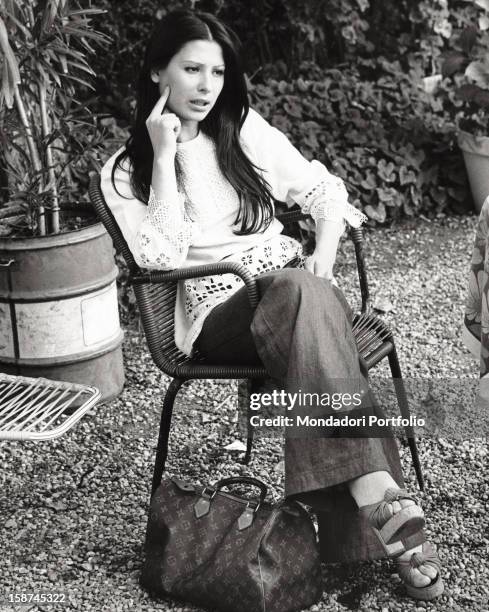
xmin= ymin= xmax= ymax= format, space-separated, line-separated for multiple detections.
xmin=0 ymin=221 xmax=124 ymax=401
xmin=458 ymin=130 xmax=489 ymax=213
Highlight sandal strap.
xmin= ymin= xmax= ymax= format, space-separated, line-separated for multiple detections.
xmin=384 ymin=487 xmax=417 ymax=505
xmin=397 ymin=542 xmax=442 ymax=584
xmin=369 ymin=488 xmax=418 ymax=529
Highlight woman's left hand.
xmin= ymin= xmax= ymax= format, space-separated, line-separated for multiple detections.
xmin=304 ymin=219 xmax=344 ymax=280
xmin=304 ymin=249 xmax=336 ymax=280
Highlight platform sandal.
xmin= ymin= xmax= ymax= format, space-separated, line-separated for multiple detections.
xmin=397 ymin=541 xmax=444 ymax=601
xmin=360 ymin=487 xmax=425 ymax=557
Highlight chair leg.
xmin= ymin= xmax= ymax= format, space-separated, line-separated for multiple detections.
xmin=151 ymin=377 xmax=186 ymax=498
xmin=243 ymin=379 xmax=260 ymax=465
xmin=388 ymin=346 xmax=425 ymax=492
xmin=243 ymin=432 xmax=253 ymax=465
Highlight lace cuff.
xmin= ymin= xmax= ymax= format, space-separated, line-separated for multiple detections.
xmin=312 ymin=202 xmax=368 ymax=228
xmin=134 ymin=186 xmax=196 ymax=269
xmin=300 ymin=176 xmax=367 ymax=228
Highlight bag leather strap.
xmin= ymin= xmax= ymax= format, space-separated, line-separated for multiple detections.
xmin=214 ymin=476 xmax=268 ymax=505
xmin=194 ymin=477 xmax=268 ymax=528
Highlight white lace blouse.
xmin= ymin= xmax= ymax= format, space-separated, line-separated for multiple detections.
xmin=101 ymin=108 xmax=366 ymax=356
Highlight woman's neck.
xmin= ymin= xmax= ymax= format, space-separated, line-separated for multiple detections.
xmin=178 ymin=120 xmax=200 ymax=143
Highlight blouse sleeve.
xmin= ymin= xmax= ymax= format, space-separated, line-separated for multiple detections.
xmin=134 ymin=187 xmax=196 ymax=269
xmin=241 ymin=109 xmax=366 ymax=228
xmin=100 ymin=149 xmax=196 ymax=270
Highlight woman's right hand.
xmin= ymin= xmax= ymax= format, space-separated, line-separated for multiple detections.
xmin=145 ymin=85 xmax=181 ymax=160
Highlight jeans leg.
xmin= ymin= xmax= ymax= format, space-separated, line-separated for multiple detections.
xmin=196 ymin=268 xmax=404 ymax=497
xmin=250 ymin=268 xmax=404 ymax=497
xmin=195 ymin=278 xmax=262 ymax=365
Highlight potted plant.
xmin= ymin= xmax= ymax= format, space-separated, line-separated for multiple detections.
xmin=434 ymin=0 xmax=489 ymax=211
xmin=0 ymin=0 xmax=124 ymax=400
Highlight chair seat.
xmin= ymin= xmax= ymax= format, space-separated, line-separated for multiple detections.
xmin=171 ymin=314 xmax=392 ymax=379
xmin=352 ymin=313 xmax=394 ymax=367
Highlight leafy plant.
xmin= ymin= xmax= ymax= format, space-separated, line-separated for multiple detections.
xmin=0 ymin=0 xmax=110 ymax=237
xmin=431 ymin=0 xmax=489 ymax=135
xmin=249 ymin=60 xmax=468 ymax=224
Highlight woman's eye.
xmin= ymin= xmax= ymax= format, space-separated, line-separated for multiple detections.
xmin=185 ymin=66 xmax=199 ymax=73
xmin=214 ymin=70 xmax=225 ymax=77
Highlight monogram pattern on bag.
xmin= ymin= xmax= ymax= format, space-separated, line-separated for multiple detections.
xmin=141 ymin=479 xmax=322 ymax=612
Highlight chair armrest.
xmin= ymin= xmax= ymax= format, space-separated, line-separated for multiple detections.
xmin=131 ymin=261 xmax=260 ymax=310
xmin=275 ymin=209 xmax=310 ymax=224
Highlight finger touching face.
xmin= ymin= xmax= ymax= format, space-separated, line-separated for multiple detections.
xmin=151 ymin=85 xmax=171 ymax=116
xmin=150 ymin=40 xmax=225 ymax=123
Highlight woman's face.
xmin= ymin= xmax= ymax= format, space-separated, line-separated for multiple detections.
xmin=151 ymin=39 xmax=225 ymax=130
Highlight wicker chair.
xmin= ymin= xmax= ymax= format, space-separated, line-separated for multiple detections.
xmin=89 ymin=174 xmax=423 ymax=496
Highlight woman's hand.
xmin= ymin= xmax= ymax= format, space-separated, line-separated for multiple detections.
xmin=145 ymin=86 xmax=181 ymax=160
xmin=304 ymin=219 xmax=344 ymax=280
xmin=304 ymin=250 xmax=335 ymax=279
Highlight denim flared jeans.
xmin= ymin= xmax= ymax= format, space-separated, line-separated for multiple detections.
xmin=195 ymin=268 xmax=424 ymax=561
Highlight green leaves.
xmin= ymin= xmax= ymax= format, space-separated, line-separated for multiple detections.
xmin=465 ymin=59 xmax=489 ymax=87
xmin=433 ymin=1 xmax=489 ymax=134
xmin=442 ymin=51 xmax=467 ymax=77
xmin=283 ymin=97 xmax=303 ymax=119
xmin=0 ymin=16 xmax=21 ymax=108
xmin=364 ymin=203 xmax=386 ymax=223
xmin=248 ymin=52 xmax=468 ymax=226
xmin=377 ymin=160 xmax=396 ymax=182
xmin=0 ymin=0 xmax=110 ymax=235
xmin=459 ymin=26 xmax=478 ymax=54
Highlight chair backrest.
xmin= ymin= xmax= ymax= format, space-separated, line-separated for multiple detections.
xmin=88 ymin=173 xmax=191 ymax=375
xmin=88 ymin=174 xmax=139 ymax=275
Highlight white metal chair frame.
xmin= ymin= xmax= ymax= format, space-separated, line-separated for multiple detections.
xmin=0 ymin=373 xmax=100 ymax=441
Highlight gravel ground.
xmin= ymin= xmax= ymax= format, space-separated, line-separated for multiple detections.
xmin=1 ymin=214 xmax=488 ymax=612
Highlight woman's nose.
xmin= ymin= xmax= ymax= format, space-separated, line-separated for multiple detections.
xmin=198 ymin=72 xmax=211 ymax=93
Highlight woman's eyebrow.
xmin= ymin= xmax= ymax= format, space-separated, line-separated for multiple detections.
xmin=181 ymin=60 xmax=225 ymax=68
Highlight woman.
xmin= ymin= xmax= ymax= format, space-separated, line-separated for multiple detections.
xmin=101 ymin=9 xmax=443 ymax=601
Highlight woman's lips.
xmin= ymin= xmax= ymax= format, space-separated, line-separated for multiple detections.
xmin=188 ymin=99 xmax=210 ymax=111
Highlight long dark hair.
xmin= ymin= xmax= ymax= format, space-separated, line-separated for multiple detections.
xmin=111 ymin=10 xmax=274 ymax=235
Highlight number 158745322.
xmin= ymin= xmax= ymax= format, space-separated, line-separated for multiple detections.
xmin=0 ymin=592 xmax=67 ymax=606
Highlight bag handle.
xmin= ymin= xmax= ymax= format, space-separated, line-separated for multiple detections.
xmin=214 ymin=476 xmax=268 ymax=505
xmin=194 ymin=476 xmax=269 ymax=523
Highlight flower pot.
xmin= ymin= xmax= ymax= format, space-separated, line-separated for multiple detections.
xmin=457 ymin=130 xmax=489 ymax=213
xmin=0 ymin=220 xmax=124 ymax=401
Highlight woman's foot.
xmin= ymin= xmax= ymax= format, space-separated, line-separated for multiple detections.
xmin=347 ymin=472 xmax=424 ymax=555
xmin=360 ymin=487 xmax=425 ymax=556
xmin=396 ymin=541 xmax=444 ymax=600
xmin=347 ymin=472 xmax=442 ymax=600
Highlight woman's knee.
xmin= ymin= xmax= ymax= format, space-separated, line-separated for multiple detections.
xmin=257 ymin=267 xmax=328 ymax=300
xmin=258 ymin=268 xmax=353 ymax=328
xmin=257 ymin=268 xmax=324 ymax=297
